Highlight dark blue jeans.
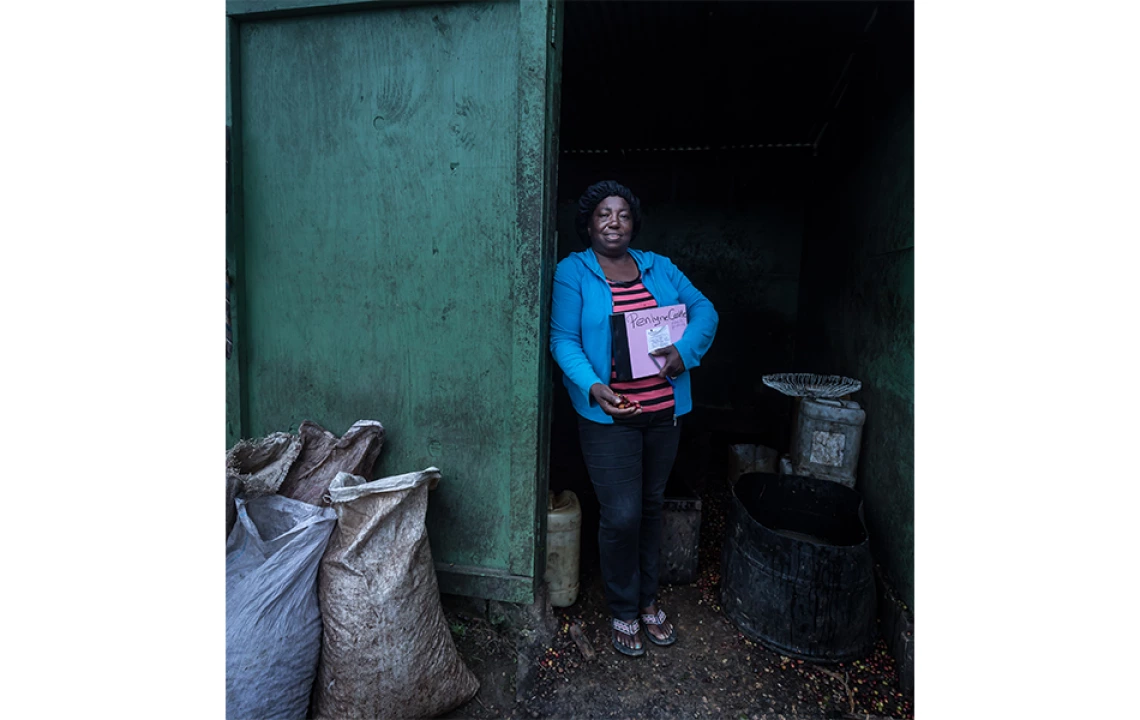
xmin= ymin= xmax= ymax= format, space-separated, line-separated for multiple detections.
xmin=577 ymin=411 xmax=682 ymax=621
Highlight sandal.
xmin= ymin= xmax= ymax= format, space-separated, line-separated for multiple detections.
xmin=611 ymin=618 xmax=646 ymax=657
xmin=640 ymin=608 xmax=677 ymax=647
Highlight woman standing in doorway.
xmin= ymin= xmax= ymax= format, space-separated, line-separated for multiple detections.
xmin=549 ymin=180 xmax=718 ymax=656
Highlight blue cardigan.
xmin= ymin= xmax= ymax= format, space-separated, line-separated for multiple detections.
xmin=550 ymin=248 xmax=719 ymax=424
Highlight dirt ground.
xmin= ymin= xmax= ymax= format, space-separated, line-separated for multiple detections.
xmin=443 ymin=474 xmax=913 ymax=720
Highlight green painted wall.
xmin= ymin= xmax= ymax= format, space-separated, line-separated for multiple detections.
xmin=227 ymin=0 xmax=560 ymax=603
xmin=226 ymin=18 xmax=244 ymax=452
xmin=796 ymin=6 xmax=914 ymax=608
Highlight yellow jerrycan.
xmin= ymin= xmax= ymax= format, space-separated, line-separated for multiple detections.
xmin=544 ymin=491 xmax=581 ymax=607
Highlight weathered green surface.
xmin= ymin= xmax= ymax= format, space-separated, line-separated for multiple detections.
xmin=230 ymin=0 xmax=559 ymax=603
xmin=225 ymin=18 xmax=245 ymax=451
xmin=796 ymin=11 xmax=914 ymax=608
xmin=514 ymin=0 xmax=563 ymax=582
xmin=228 ymin=0 xmax=444 ymax=20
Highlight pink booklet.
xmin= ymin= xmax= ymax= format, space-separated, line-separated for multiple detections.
xmin=618 ymin=304 xmax=688 ymax=379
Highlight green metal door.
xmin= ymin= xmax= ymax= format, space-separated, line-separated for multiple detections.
xmin=226 ymin=0 xmax=562 ymax=603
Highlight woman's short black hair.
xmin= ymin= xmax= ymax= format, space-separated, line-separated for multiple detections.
xmin=574 ymin=180 xmax=642 ymax=246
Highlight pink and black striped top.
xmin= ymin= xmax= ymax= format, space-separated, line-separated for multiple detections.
xmin=609 ymin=275 xmax=675 ymax=414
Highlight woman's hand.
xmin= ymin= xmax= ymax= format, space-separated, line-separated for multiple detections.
xmin=589 ymin=383 xmax=642 ymax=417
xmin=650 ymin=345 xmax=685 ymax=380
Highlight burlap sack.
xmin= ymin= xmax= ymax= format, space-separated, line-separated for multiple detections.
xmin=313 ymin=468 xmax=478 ymax=719
xmin=276 ymin=420 xmax=385 ymax=506
xmin=226 ymin=432 xmax=303 ymax=538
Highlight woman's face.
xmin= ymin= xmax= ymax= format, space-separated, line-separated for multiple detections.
xmin=587 ymin=196 xmax=633 ymax=257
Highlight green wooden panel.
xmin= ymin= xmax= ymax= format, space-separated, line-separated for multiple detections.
xmin=226 ymin=18 xmax=247 ymax=450
xmin=508 ymin=0 xmax=553 ymax=578
xmin=510 ymin=0 xmax=561 ymax=581
xmin=434 ymin=564 xmax=534 ymax=605
xmin=228 ymin=0 xmax=445 ymax=21
xmin=234 ymin=0 xmax=558 ymax=599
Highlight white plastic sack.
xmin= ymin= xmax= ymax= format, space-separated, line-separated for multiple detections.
xmin=313 ymin=468 xmax=479 ymax=719
xmin=226 ymin=494 xmax=337 ymax=720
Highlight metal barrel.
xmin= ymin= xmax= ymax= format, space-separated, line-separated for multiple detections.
xmin=720 ymin=472 xmax=876 ymax=662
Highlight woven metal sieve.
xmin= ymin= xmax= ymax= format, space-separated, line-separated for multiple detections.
xmin=762 ymin=373 xmax=862 ymax=398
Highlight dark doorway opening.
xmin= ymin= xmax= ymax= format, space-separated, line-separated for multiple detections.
xmin=548 ymin=1 xmax=914 ymax=604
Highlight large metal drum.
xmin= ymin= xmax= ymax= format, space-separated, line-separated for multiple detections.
xmin=720 ymin=472 xmax=876 ymax=662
